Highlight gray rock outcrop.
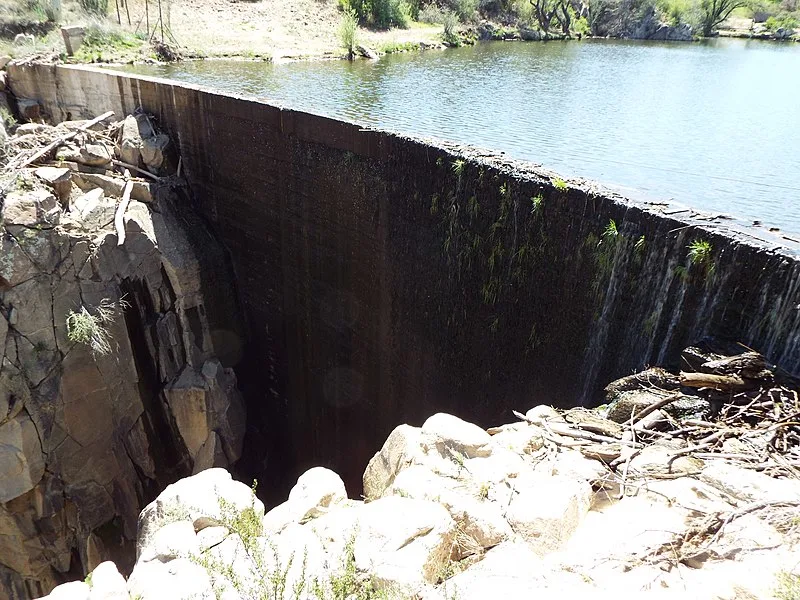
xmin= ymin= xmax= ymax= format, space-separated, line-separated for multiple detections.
xmin=0 ymin=117 xmax=245 ymax=598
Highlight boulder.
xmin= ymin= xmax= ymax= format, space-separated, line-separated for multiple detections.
xmin=524 ymin=404 xmax=563 ymax=425
xmin=363 ymin=423 xmax=425 ymax=500
xmin=87 ymin=561 xmax=128 ymax=600
xmin=40 ymin=581 xmax=91 ymax=599
xmin=421 ymin=413 xmax=493 ymax=459
xmin=356 ymin=44 xmax=379 ymax=59
xmin=71 ymin=171 xmax=153 ymax=203
xmin=34 ymin=166 xmax=73 ymax=204
xmin=164 ymin=361 xmax=245 ymax=467
xmin=649 ymin=22 xmax=694 ymax=40
xmin=141 ymin=133 xmax=170 ymax=171
xmin=353 ymin=496 xmax=456 ymax=593
xmin=519 ymin=27 xmax=542 ymax=40
xmin=16 ymin=122 xmax=52 ymax=135
xmin=625 ymin=443 xmax=704 ymax=477
xmin=264 ymin=467 xmax=349 ymax=533
xmin=138 ymin=520 xmax=199 ymax=563
xmin=2 ymin=189 xmax=60 ymax=228
xmin=71 ymin=188 xmax=115 ymax=230
xmin=57 ymin=142 xmax=113 ymax=168
xmin=606 ymin=389 xmax=709 ymax=423
xmin=127 ymin=558 xmax=214 ymax=600
xmin=489 ymin=423 xmax=545 ymax=455
xmin=700 ymin=460 xmax=800 ymax=503
xmin=439 ymin=542 xmax=603 ymax=600
xmin=551 ymin=448 xmax=611 ymax=487
xmin=287 ymin=466 xmax=348 ymax=521
xmin=118 ymin=115 xmax=144 ymax=166
xmin=137 ymin=468 xmax=264 ymax=558
xmin=387 ymin=465 xmax=512 ymax=558
xmin=505 ymin=475 xmax=591 ymax=554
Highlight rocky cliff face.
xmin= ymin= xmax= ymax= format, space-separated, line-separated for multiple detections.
xmin=0 ymin=115 xmax=245 ymax=598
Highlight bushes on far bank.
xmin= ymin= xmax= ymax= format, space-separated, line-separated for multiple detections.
xmin=339 ymin=0 xmax=412 ymax=28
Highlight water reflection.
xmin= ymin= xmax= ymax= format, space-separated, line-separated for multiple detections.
xmin=119 ymin=38 xmax=800 ymax=232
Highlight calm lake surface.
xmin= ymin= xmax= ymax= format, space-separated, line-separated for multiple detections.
xmin=120 ymin=38 xmax=800 ymax=232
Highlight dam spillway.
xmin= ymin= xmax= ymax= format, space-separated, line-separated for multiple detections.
xmin=8 ymin=63 xmax=800 ymax=496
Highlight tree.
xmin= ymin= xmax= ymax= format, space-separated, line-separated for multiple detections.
xmin=700 ymin=0 xmax=748 ymax=35
xmin=529 ymin=0 xmax=573 ymax=32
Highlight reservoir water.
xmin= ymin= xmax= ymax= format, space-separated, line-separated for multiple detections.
xmin=120 ymin=38 xmax=800 ymax=232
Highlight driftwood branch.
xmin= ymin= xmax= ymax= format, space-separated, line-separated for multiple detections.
xmin=679 ymin=372 xmax=753 ymax=392
xmin=115 ymin=172 xmax=134 ymax=246
xmin=111 ymin=159 xmax=162 ymax=181
xmin=11 ymin=111 xmax=115 ymax=171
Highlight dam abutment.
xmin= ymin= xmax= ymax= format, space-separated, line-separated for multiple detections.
xmin=9 ymin=62 xmax=800 ymax=495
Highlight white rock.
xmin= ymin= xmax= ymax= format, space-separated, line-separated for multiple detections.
xmin=551 ymin=449 xmax=610 ymax=487
xmin=138 ymin=520 xmax=198 ymax=563
xmin=524 ymin=405 xmax=563 ymax=425
xmin=196 ymin=525 xmax=229 ymax=552
xmin=137 ymin=468 xmax=264 ymax=559
xmin=128 ymin=557 xmax=214 ymax=600
xmin=505 ymin=475 xmax=591 ymax=555
xmin=700 ymin=460 xmax=800 ymax=503
xmin=421 ymin=413 xmax=493 ymax=459
xmin=387 ymin=465 xmax=512 ymax=558
xmin=287 ymin=467 xmax=348 ymax=521
xmin=489 ymin=424 xmax=545 ymax=455
xmin=463 ymin=448 xmax=528 ymax=485
xmin=363 ymin=424 xmax=425 ymax=500
xmin=353 ymin=496 xmax=456 ymax=594
xmin=439 ymin=542 xmax=603 ymax=600
xmin=88 ymin=561 xmax=128 ymax=600
xmin=41 ymin=581 xmax=90 ymax=600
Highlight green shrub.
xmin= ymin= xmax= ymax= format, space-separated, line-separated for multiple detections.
xmin=442 ymin=10 xmax=461 ymax=43
xmin=453 ymin=0 xmax=479 ymax=21
xmin=339 ymin=9 xmax=359 ymax=58
xmin=573 ymin=14 xmax=591 ymax=32
xmin=341 ymin=0 xmax=411 ymax=28
xmin=774 ymin=570 xmax=800 ymax=600
xmin=373 ymin=0 xmax=412 ymax=27
xmin=419 ymin=3 xmax=446 ymax=22
xmin=65 ymin=297 xmax=129 ymax=357
xmin=765 ymin=14 xmax=799 ymax=28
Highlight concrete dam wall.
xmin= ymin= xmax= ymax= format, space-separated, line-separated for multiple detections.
xmin=9 ymin=63 xmax=800 ymax=495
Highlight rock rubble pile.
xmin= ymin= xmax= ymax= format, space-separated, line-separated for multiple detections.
xmin=40 ymin=396 xmax=800 ymax=599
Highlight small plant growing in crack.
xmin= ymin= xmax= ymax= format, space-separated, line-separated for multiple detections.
xmin=552 ymin=177 xmax=568 ymax=192
xmin=65 ymin=296 xmax=129 ymax=356
xmin=687 ymin=239 xmax=715 ymax=278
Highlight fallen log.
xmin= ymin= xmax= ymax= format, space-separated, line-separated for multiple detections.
xmin=115 ymin=172 xmax=134 ymax=246
xmin=10 ymin=110 xmax=115 ymax=171
xmin=679 ymin=372 xmax=754 ymax=392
